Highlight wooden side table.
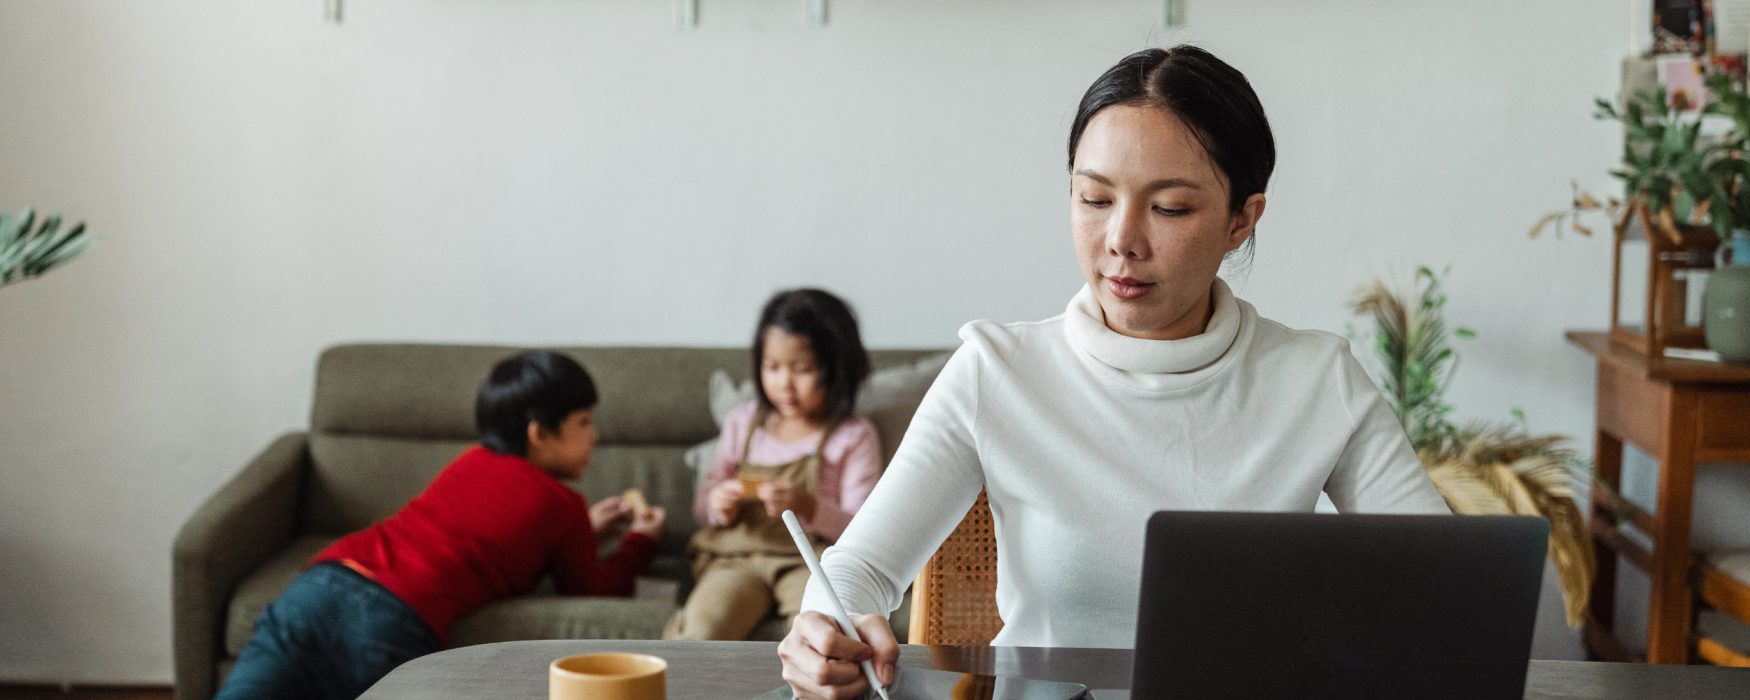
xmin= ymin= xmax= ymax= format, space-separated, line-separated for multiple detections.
xmin=1567 ymin=331 xmax=1750 ymax=664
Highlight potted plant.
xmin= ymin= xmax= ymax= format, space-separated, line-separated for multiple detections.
xmin=1534 ymin=75 xmax=1750 ymax=360
xmin=1351 ymin=267 xmax=1593 ymax=627
xmin=1535 ymin=73 xmax=1750 ymax=240
xmin=0 ymin=207 xmax=94 ymax=289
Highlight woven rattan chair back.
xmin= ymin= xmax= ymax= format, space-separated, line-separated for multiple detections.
xmin=908 ymin=490 xmax=1003 ymax=645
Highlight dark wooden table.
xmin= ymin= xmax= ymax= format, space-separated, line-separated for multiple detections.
xmin=1567 ymin=330 xmax=1750 ymax=664
xmin=360 ymin=640 xmax=1750 ymax=699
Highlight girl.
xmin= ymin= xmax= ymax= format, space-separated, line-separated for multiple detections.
xmin=664 ymin=288 xmax=884 ymax=640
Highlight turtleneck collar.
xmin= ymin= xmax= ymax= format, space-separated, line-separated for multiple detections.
xmin=1064 ymin=278 xmax=1243 ymax=376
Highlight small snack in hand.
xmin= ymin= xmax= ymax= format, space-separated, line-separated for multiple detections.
xmin=622 ymin=488 xmax=650 ymax=516
xmin=738 ymin=474 xmax=767 ymax=501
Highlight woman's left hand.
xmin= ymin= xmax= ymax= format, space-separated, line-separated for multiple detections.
xmin=759 ymin=478 xmax=815 ymax=520
xmin=589 ymin=495 xmax=630 ymax=534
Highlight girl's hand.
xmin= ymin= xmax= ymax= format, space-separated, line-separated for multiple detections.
xmin=589 ymin=496 xmax=630 ymax=534
xmin=779 ymin=611 xmax=897 ymax=700
xmin=708 ymin=480 xmax=745 ymax=526
xmin=759 ymin=478 xmax=815 ymax=520
xmin=629 ymin=506 xmax=667 ymax=540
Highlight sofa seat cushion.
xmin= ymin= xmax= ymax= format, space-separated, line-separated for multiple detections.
xmin=226 ymin=538 xmax=693 ymax=657
xmin=449 ymin=596 xmax=679 ymax=647
xmin=225 ymin=536 xmax=336 ymax=657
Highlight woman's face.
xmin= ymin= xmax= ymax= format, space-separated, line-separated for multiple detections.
xmin=1070 ymin=105 xmax=1265 ymax=340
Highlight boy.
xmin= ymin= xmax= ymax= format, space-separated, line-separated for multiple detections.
xmin=216 ymin=351 xmax=666 ymax=700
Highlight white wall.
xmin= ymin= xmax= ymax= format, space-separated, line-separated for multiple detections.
xmin=0 ymin=0 xmax=1650 ymax=684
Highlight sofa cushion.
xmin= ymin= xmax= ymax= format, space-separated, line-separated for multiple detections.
xmin=226 ymin=536 xmax=334 ymax=657
xmin=860 ymin=353 xmax=952 ymax=466
xmin=683 ymin=437 xmax=720 ymax=498
xmin=311 ymin=344 xmax=747 ymax=445
xmin=749 ymin=617 xmax=790 ymax=642
xmin=303 ymin=435 xmax=474 ymax=535
xmin=449 ymin=596 xmax=679 ymax=646
xmin=221 ymin=540 xmax=910 ymax=658
xmin=224 ymin=537 xmax=686 ymax=655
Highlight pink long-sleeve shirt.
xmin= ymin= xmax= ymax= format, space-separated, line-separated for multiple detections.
xmin=694 ymin=401 xmax=883 ymax=541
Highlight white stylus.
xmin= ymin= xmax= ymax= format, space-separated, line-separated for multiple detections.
xmin=781 ymin=509 xmax=892 ymax=700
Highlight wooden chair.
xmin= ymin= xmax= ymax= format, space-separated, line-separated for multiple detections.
xmin=908 ymin=491 xmax=1004 ymax=645
xmin=1694 ymin=550 xmax=1750 ymax=667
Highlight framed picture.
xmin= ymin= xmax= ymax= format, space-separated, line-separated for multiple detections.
xmin=1655 ymin=0 xmax=1707 ymax=54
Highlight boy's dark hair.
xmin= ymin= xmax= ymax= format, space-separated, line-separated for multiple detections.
xmin=752 ymin=288 xmax=871 ymax=425
xmin=475 ymin=350 xmax=598 ymax=456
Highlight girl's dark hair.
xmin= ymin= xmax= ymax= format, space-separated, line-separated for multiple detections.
xmin=1067 ymin=45 xmax=1276 ymax=218
xmin=476 ymin=350 xmax=598 ymax=456
xmin=752 ymin=288 xmax=871 ymax=425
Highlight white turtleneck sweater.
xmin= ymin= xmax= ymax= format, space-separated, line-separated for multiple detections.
xmin=800 ymin=280 xmax=1450 ymax=649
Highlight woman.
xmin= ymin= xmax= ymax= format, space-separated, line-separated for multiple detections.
xmin=777 ymin=45 xmax=1449 ymax=699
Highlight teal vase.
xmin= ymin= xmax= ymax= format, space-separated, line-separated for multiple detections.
xmin=1706 ymin=233 xmax=1750 ymax=363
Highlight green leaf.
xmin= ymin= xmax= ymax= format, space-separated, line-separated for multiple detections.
xmin=0 ymin=209 xmax=95 ymax=286
xmin=1683 ymin=172 xmax=1714 ymax=199
xmin=22 ymin=235 xmax=92 ymax=277
xmin=1675 ymin=188 xmax=1698 ymax=221
xmin=1645 ymin=174 xmax=1668 ymax=196
xmin=27 ymin=222 xmax=85 ymax=266
xmin=14 ymin=221 xmax=65 ymax=266
xmin=1664 ymin=123 xmax=1685 ymax=152
xmin=7 ymin=208 xmax=36 ymax=244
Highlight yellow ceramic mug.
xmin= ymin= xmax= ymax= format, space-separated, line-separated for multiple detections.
xmin=549 ymin=652 xmax=666 ymax=700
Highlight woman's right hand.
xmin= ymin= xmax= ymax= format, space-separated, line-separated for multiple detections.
xmin=778 ymin=611 xmax=898 ymax=700
xmin=707 ymin=479 xmax=745 ymax=526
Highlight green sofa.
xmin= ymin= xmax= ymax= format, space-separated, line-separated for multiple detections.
xmin=172 ymin=343 xmax=945 ymax=700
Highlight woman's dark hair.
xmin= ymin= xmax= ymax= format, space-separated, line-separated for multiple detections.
xmin=476 ymin=350 xmax=598 ymax=455
xmin=752 ymin=288 xmax=871 ymax=425
xmin=1067 ymin=45 xmax=1276 ymax=218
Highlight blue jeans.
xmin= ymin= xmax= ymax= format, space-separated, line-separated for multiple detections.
xmin=215 ymin=562 xmax=440 ymax=700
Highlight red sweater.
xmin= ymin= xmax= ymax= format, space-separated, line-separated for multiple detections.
xmin=313 ymin=446 xmax=658 ymax=640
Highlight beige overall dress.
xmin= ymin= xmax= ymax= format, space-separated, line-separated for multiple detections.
xmin=662 ymin=411 xmax=833 ymax=640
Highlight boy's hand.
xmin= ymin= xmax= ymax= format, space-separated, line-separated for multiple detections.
xmin=760 ymin=478 xmax=815 ymax=520
xmin=629 ymin=506 xmax=667 ymax=540
xmin=707 ymin=480 xmax=745 ymax=526
xmin=589 ymin=496 xmax=630 ymax=534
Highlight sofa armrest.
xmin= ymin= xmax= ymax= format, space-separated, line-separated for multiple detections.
xmin=172 ymin=432 xmax=309 ymax=700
